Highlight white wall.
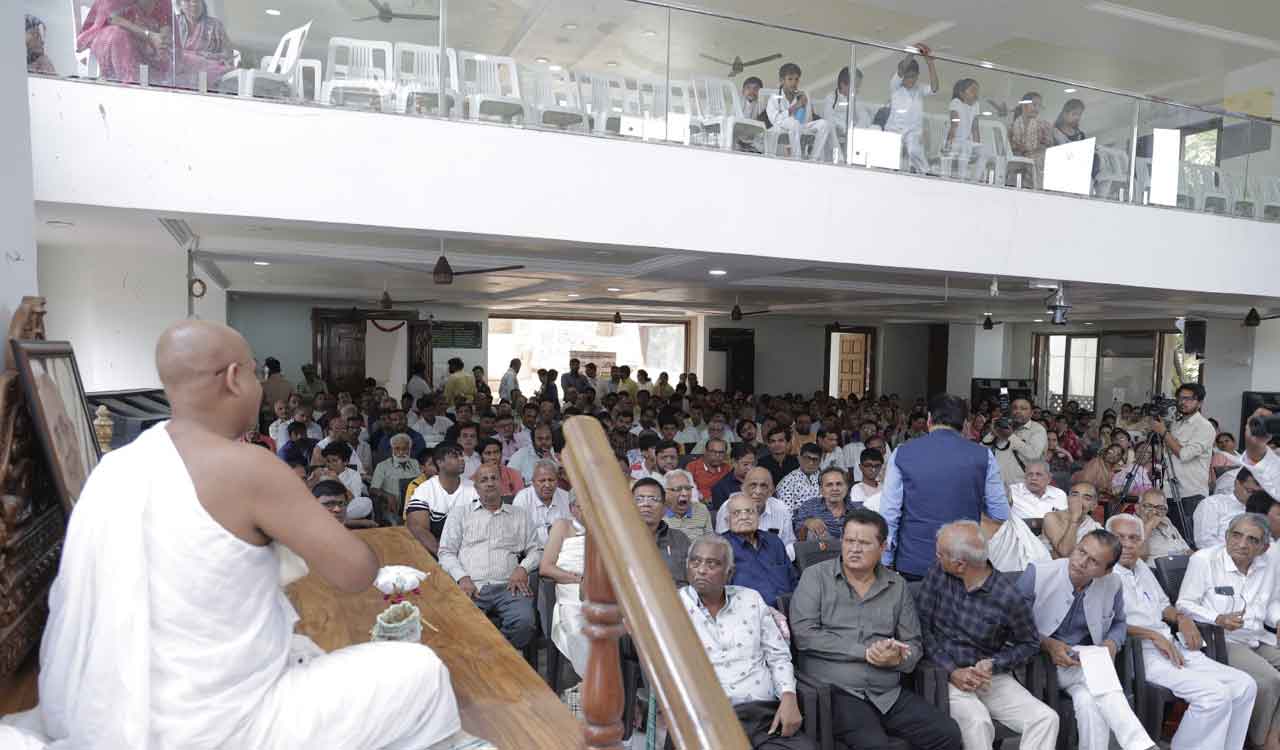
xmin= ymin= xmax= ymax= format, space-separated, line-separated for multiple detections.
xmin=879 ymin=324 xmax=929 ymax=402
xmin=365 ymin=321 xmax=408 ymax=398
xmin=946 ymin=324 xmax=977 ymax=396
xmin=700 ymin=316 xmax=829 ymax=395
xmin=1252 ymin=319 xmax=1280 ymax=393
xmin=27 ymin=77 xmax=1280 ymax=300
xmin=2 ymin=4 xmax=37 ymax=326
xmin=1203 ymin=317 xmax=1256 ymax=428
xmin=418 ymin=304 xmax=488 ymax=387
xmin=973 ymin=325 xmax=1008 ymax=378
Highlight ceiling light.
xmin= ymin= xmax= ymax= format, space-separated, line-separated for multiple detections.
xmin=264 ymin=8 xmax=281 ymax=15
xmin=432 ymin=255 xmax=454 ymax=285
xmin=45 ymin=219 xmax=74 ymax=227
xmin=567 ymin=293 xmax=580 ymax=297
xmin=1245 ymin=308 xmax=1262 ymax=327
xmin=549 ymin=64 xmax=562 ymax=71
xmin=982 ymin=314 xmax=994 ymax=331
xmin=1033 ymin=319 xmax=1044 ymax=323
xmin=1017 ymin=99 xmax=1034 ymax=105
xmin=1084 ymin=322 xmax=1094 ymax=326
xmin=474 ymin=54 xmax=489 ymax=61
xmin=613 ymin=311 xmax=622 ymax=324
xmin=981 ymin=111 xmax=993 ymax=116
xmin=641 ymin=29 xmax=657 ymax=37
xmin=607 ymin=287 xmax=622 ymax=292
xmin=253 ymin=260 xmax=271 ymax=266
xmin=561 ymin=22 xmax=577 ymax=30
xmin=537 ymin=298 xmax=549 ymax=302
xmin=535 ymin=57 xmax=549 ymax=64
xmin=708 ymin=269 xmax=727 ymax=276
xmin=606 ymin=61 xmax=619 ymax=68
xmin=979 ymin=61 xmax=994 ymax=69
xmin=1063 ymin=87 xmax=1077 ymax=93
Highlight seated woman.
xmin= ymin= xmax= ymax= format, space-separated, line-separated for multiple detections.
xmin=1008 ymin=92 xmax=1051 ymax=188
xmin=1075 ymin=442 xmax=1126 ymax=511
xmin=76 ymin=0 xmax=173 ymax=84
xmin=540 ymin=499 xmax=588 ymax=682
xmin=175 ymin=0 xmax=234 ymax=88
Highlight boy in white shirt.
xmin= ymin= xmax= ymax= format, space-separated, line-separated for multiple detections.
xmin=765 ymin=62 xmax=833 ymax=162
xmin=885 ymin=43 xmax=939 ymax=174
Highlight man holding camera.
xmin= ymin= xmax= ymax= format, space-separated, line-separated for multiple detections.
xmin=982 ymin=397 xmax=1047 ymax=490
xmin=1150 ymin=383 xmax=1215 ymax=543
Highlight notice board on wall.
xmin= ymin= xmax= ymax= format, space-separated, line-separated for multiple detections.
xmin=431 ymin=320 xmax=482 ymax=349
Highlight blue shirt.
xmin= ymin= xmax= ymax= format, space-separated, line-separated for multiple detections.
xmin=1015 ymin=565 xmax=1127 ymax=647
xmin=711 ymin=473 xmax=743 ymax=512
xmin=791 ymin=496 xmax=849 ymax=539
xmin=724 ymin=530 xmax=797 ymax=608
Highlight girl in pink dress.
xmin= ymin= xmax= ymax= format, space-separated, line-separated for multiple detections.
xmin=76 ymin=0 xmax=172 ymax=83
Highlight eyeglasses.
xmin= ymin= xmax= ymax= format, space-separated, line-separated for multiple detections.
xmin=1139 ymin=503 xmax=1167 ymax=515
xmin=668 ymin=485 xmax=693 ymax=494
xmin=634 ymin=495 xmax=664 ymax=506
xmin=729 ymin=508 xmax=759 ymax=517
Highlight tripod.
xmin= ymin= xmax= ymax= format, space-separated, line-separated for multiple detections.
xmin=1149 ymin=427 xmax=1190 ymax=542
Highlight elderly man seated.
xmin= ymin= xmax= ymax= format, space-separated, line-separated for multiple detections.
xmin=1008 ymin=460 xmax=1067 ymax=522
xmin=1134 ymin=488 xmax=1190 ymax=560
xmin=1177 ymin=512 xmax=1280 ymax=750
xmin=663 ymin=469 xmax=714 ymax=541
xmin=791 ymin=508 xmax=962 ymax=750
xmin=368 ymin=433 xmax=421 ymax=522
xmin=437 ymin=463 xmax=541 ymax=649
xmin=1041 ymin=481 xmax=1103 ymax=558
xmin=920 ymin=521 xmax=1057 ymax=750
xmin=512 ymin=459 xmax=573 ymax=546
xmin=723 ymin=492 xmax=796 ymax=608
xmin=793 ymin=467 xmax=852 ymax=541
xmin=679 ymin=535 xmax=817 ymax=750
xmin=776 ymin=442 xmax=824 ymax=513
xmin=634 ymin=477 xmax=692 ymax=585
xmin=1192 ymin=467 xmax=1264 ymax=550
xmin=1108 ymin=513 xmax=1255 ymax=750
xmin=1016 ymin=530 xmax=1156 ymax=750
xmin=715 ymin=467 xmax=797 ymax=557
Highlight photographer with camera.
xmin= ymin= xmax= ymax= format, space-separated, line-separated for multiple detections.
xmin=1242 ymin=407 xmax=1280 ymax=501
xmin=982 ymin=396 xmax=1047 ymax=490
xmin=1150 ymin=383 xmax=1215 ymax=543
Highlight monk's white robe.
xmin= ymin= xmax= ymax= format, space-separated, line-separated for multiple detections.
xmin=3 ymin=423 xmax=460 ymax=749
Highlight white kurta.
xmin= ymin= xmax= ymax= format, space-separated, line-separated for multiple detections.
xmin=12 ymin=423 xmax=460 ymax=750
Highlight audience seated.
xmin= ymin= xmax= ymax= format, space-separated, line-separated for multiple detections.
xmin=1193 ymin=467 xmax=1263 ymax=550
xmin=509 ymin=423 xmax=557 ymax=483
xmin=688 ymin=437 xmax=731 ymax=501
xmin=848 ymin=447 xmax=884 ymax=511
xmin=758 ymin=426 xmax=800 ymax=486
xmin=920 ymin=521 xmax=1058 ymax=750
xmin=679 ymin=535 xmax=816 ymax=750
xmin=630 ymin=433 xmax=663 ymax=480
xmin=454 ymin=422 xmax=482 ymax=477
xmin=662 ymin=469 xmax=714 ymax=541
xmin=473 ymin=436 xmax=524 ymax=496
xmin=541 ymin=495 xmax=589 ymax=677
xmin=712 ymin=443 xmax=757 ymax=512
xmin=368 ymin=433 xmax=421 ymax=522
xmin=792 ymin=466 xmax=851 ymax=541
xmin=791 ymin=508 xmax=963 ymax=750
xmin=311 ymin=415 xmax=366 ymax=474
xmin=634 ymin=477 xmax=691 ymax=585
xmin=311 ymin=478 xmax=377 ymax=530
xmin=766 ymin=63 xmax=833 ymax=161
xmin=776 ymin=442 xmax=824 ymax=513
xmin=1008 ymin=92 xmax=1052 ymax=188
xmin=1042 ymin=481 xmax=1103 ymax=558
xmin=1108 ymin=513 xmax=1256 ymax=750
xmin=413 ymin=397 xmax=454 ymax=448
xmin=405 ymin=442 xmax=477 ymax=555
xmin=943 ymin=78 xmax=994 ymax=182
xmin=1007 ymin=459 xmax=1067 ymax=520
xmin=512 ymin=459 xmax=572 ymax=546
xmin=1177 ymin=513 xmax=1280 ymax=750
xmin=1016 ymin=530 xmax=1156 ymax=750
xmin=438 ymin=463 xmax=540 ymax=649
xmin=1136 ymin=488 xmax=1190 ymax=560
xmin=722 ymin=492 xmax=796 ymax=609
xmin=715 ymin=467 xmax=796 ymax=555
xmin=319 ymin=442 xmax=370 ymax=518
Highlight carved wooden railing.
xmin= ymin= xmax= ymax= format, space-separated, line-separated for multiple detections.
xmin=561 ymin=417 xmax=749 ymax=750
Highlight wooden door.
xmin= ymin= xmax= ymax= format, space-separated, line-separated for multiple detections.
xmin=408 ymin=321 xmax=433 ymax=388
xmin=324 ymin=321 xmax=366 ymax=396
xmin=837 ymin=334 xmax=867 ymax=399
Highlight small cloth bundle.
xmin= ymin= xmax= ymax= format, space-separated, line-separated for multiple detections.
xmin=370 ymin=601 xmax=423 ymax=643
xmin=375 ymin=565 xmax=430 ymax=601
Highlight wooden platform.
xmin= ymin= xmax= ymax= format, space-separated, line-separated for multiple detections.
xmin=0 ymin=653 xmax=38 ymax=715
xmin=287 ymin=527 xmax=584 ymax=750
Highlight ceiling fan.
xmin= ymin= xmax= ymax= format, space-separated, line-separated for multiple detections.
xmin=730 ymin=300 xmax=770 ymax=321
xmin=430 ymin=240 xmax=524 ymax=285
xmin=367 ymin=284 xmax=437 ymax=310
xmin=698 ymin=52 xmax=782 ymax=78
xmin=353 ymin=0 xmax=439 ymax=23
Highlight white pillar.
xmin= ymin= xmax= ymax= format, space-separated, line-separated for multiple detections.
xmin=1 ymin=4 xmax=38 ymax=326
xmin=973 ymin=324 xmax=1009 ymax=379
xmin=1202 ymin=318 xmax=1256 ymax=427
xmin=946 ymin=324 xmax=976 ymax=395
xmin=1252 ymin=319 xmax=1280 ymax=393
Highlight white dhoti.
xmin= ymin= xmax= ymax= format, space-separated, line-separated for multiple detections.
xmin=1143 ymin=645 xmax=1255 ymax=750
xmin=10 ymin=423 xmax=460 ymax=749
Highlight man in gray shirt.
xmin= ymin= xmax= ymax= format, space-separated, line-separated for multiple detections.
xmin=791 ymin=507 xmax=962 ymax=750
xmin=438 ymin=463 xmax=541 ymax=648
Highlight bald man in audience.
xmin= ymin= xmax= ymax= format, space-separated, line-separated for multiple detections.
xmin=24 ymin=321 xmax=461 ymax=749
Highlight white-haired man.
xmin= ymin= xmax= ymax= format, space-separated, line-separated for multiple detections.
xmin=1007 ymin=460 xmax=1067 ymax=521
xmin=511 ymin=459 xmax=572 ymax=546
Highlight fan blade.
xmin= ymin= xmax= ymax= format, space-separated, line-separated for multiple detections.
xmin=741 ymin=53 xmax=782 ymax=67
xmin=367 ymin=0 xmax=390 ymax=11
xmin=389 ymin=12 xmax=439 ymax=20
xmin=740 ymin=309 xmax=771 ymax=317
xmin=450 ymin=264 xmax=526 ymax=277
xmin=351 ymin=14 xmax=381 ymax=21
xmin=395 ymin=299 xmax=438 ymax=304
xmin=699 ymin=53 xmax=733 ymax=66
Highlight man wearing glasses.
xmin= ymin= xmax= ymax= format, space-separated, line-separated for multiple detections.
xmin=1043 ymin=482 xmax=1104 ymax=559
xmin=689 ymin=438 xmax=732 ymax=502
xmin=1135 ymin=488 xmax=1190 ymax=560
xmin=634 ymin=477 xmax=691 ymax=585
xmin=1176 ymin=513 xmax=1280 ymax=750
xmin=1150 ymin=383 xmax=1216 ymax=542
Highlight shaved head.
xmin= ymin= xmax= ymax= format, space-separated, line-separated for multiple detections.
xmin=156 ymin=320 xmax=260 ymax=436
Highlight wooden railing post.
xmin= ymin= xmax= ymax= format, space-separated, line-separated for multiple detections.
xmin=580 ymin=533 xmax=625 ymax=750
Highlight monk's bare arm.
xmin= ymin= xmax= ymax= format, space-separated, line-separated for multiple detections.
xmin=238 ymin=445 xmax=380 ymax=592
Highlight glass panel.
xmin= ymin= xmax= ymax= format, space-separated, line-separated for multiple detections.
xmin=1068 ymin=336 xmax=1098 ymax=409
xmin=1134 ymin=100 xmax=1260 ymax=216
xmin=1047 ymin=334 xmax=1067 ymax=409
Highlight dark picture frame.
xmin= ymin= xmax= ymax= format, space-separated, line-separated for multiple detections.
xmin=9 ymin=340 xmax=100 ymax=513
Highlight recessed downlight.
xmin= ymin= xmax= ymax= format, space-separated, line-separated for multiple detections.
xmin=253 ymin=260 xmax=271 ymax=266
xmin=567 ymin=293 xmax=580 ymax=297
xmin=1063 ymin=87 xmax=1077 ymax=93
xmin=561 ymin=22 xmax=578 ymax=30
xmin=264 ymin=8 xmax=281 ymax=15
xmin=1033 ymin=318 xmax=1045 ymax=323
xmin=607 ymin=287 xmax=622 ymax=292
xmin=640 ymin=29 xmax=657 ymax=37
xmin=606 ymin=61 xmax=619 ymax=67
xmin=535 ymin=57 xmax=549 ymax=64
xmin=708 ymin=269 xmax=727 ymax=276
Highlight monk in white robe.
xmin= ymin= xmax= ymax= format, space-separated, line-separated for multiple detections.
xmin=2 ymin=321 xmax=461 ymax=749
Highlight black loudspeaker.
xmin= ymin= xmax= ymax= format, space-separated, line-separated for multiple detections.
xmin=1184 ymin=320 xmax=1206 ymax=357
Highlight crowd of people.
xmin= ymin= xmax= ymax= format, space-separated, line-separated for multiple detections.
xmin=246 ymin=344 xmax=1280 ymax=750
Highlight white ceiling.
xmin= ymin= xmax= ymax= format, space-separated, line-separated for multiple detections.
xmin=214 ymin=0 xmax=1280 ymax=117
xmin=34 ymin=203 xmax=1278 ymax=325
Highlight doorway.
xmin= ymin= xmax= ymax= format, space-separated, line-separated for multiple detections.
xmin=312 ymin=308 xmax=417 ymax=395
xmin=708 ymin=328 xmax=755 ymax=395
xmin=825 ymin=325 xmax=876 ymax=399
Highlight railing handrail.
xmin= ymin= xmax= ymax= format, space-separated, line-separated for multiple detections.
xmin=625 ymin=0 xmax=1280 ymax=128
xmin=561 ymin=416 xmax=749 ymax=750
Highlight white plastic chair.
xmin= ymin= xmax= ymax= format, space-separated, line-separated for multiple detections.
xmin=71 ymin=2 xmax=99 ymax=78
xmin=1094 ymin=146 xmax=1129 ymax=200
xmin=645 ymin=79 xmax=694 ymax=144
xmin=1183 ymin=164 xmax=1228 ymax=213
xmin=690 ymin=78 xmax=765 ymax=150
xmin=581 ymin=72 xmax=629 ymax=135
xmin=1222 ymin=172 xmax=1256 ymax=218
xmin=989 ymin=119 xmax=1038 ymax=188
xmin=220 ymin=21 xmax=311 ymax=100
xmin=519 ymin=65 xmax=586 ymax=131
xmin=1259 ymin=176 xmax=1280 ymax=221
xmin=260 ymin=55 xmax=322 ymax=102
xmin=392 ymin=42 xmax=459 ymax=116
xmin=456 ymin=50 xmax=525 ymax=123
xmin=321 ymin=37 xmax=395 ymax=110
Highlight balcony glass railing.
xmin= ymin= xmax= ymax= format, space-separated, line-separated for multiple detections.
xmin=27 ymin=0 xmax=1280 ymax=222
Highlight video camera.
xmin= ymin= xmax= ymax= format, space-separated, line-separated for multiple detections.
xmin=994 ymin=387 xmax=1011 ymax=431
xmin=1248 ymin=405 xmax=1280 ymax=438
xmin=1141 ymin=395 xmax=1178 ymax=423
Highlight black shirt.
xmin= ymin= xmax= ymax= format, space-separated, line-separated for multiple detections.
xmin=758 ymin=454 xmax=800 ymax=487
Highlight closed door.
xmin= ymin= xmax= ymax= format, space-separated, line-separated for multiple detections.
xmin=408 ymin=321 xmax=433 ymax=388
xmin=837 ymin=334 xmax=867 ymax=399
xmin=325 ymin=322 xmax=366 ymax=396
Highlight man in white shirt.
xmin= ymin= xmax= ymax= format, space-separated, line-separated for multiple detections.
xmin=405 ymin=443 xmax=477 ymax=555
xmin=985 ymin=398 xmax=1048 ymax=490
xmin=840 ymin=420 xmax=880 ymax=481
xmin=849 ymin=447 xmax=884 ymax=512
xmin=311 ymin=415 xmax=366 ymax=474
xmin=816 ymin=429 xmax=847 ymax=473
xmin=456 ymin=422 xmax=482 ymax=478
xmin=1108 ymin=513 xmax=1255 ymax=750
xmin=1176 ymin=512 xmax=1280 ymax=750
xmin=1008 ymin=460 xmax=1068 ymax=521
xmin=692 ymin=412 xmax=737 ymax=453
xmin=413 ymin=397 xmax=454 ymax=448
xmin=1193 ymin=468 xmax=1263 ymax=550
xmin=266 ymin=399 xmax=291 ymax=448
xmin=499 ymin=358 xmax=520 ymax=403
xmin=765 ymin=62 xmax=833 ymax=162
xmin=1151 ymin=383 xmax=1216 ymax=541
xmin=513 ymin=402 xmax=538 ymax=450
xmin=511 ymin=460 xmax=572 ymax=547
xmin=406 ymin=361 xmax=431 ymax=402
xmin=319 ymin=442 xmax=372 ymax=519
xmin=715 ymin=467 xmax=796 ymax=557
xmin=679 ymin=535 xmax=813 ymax=749
xmin=508 ymin=424 xmax=557 ymax=484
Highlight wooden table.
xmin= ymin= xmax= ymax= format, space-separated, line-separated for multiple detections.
xmin=287 ymin=527 xmax=584 ymax=750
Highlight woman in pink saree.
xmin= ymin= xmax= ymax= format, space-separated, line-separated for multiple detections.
xmin=76 ymin=0 xmax=172 ymax=84
xmin=175 ymin=0 xmax=235 ymax=87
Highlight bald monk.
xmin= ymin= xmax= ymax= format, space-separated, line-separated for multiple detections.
xmin=19 ymin=321 xmax=462 ymax=749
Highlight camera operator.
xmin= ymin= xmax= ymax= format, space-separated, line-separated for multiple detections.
xmin=1242 ymin=406 xmax=1280 ymax=500
xmin=981 ymin=396 xmax=1047 ymax=489
xmin=1149 ymin=383 xmax=1215 ymax=542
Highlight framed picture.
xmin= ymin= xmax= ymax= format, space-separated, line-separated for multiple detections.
xmin=9 ymin=340 xmax=100 ymax=513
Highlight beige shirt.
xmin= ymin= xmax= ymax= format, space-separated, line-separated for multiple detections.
xmin=1143 ymin=517 xmax=1190 ymax=560
xmin=1169 ymin=412 xmax=1215 ymax=498
xmin=437 ymin=501 xmax=541 ymax=588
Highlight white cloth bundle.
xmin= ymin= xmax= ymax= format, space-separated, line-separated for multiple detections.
xmin=987 ymin=516 xmax=1051 ymax=572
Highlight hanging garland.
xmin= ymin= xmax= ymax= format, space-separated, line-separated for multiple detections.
xmin=370 ymin=319 xmax=407 ymax=333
